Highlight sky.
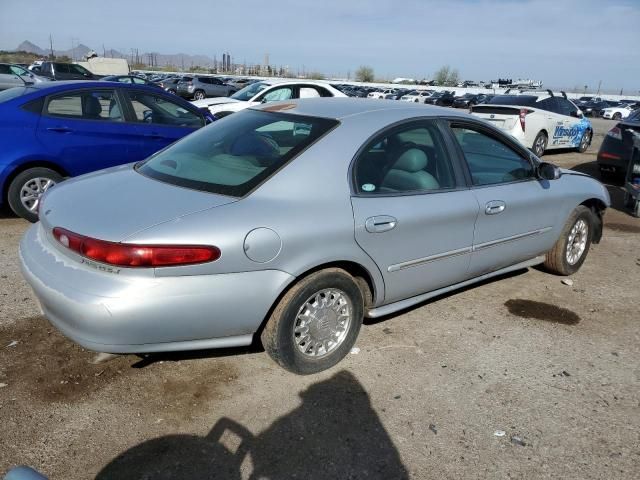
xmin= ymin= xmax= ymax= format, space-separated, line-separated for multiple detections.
xmin=1 ymin=0 xmax=639 ymax=92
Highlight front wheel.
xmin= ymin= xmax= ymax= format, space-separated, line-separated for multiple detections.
xmin=544 ymin=206 xmax=593 ymax=275
xmin=261 ymin=268 xmax=364 ymax=375
xmin=532 ymin=131 xmax=548 ymax=157
xmin=7 ymin=167 xmax=63 ymax=222
xmin=577 ymin=129 xmax=592 ymax=153
xmin=612 ymin=112 xmax=622 ymax=120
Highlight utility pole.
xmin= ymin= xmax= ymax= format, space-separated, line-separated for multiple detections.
xmin=596 ymin=80 xmax=602 ymax=95
xmin=49 ymin=34 xmax=54 ymax=59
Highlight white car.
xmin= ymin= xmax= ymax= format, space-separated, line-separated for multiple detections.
xmin=601 ymin=104 xmax=637 ymax=120
xmin=367 ymin=89 xmax=397 ymax=100
xmin=400 ymin=90 xmax=434 ymax=103
xmin=192 ymin=80 xmax=346 ymax=118
xmin=471 ymin=92 xmax=593 ymax=157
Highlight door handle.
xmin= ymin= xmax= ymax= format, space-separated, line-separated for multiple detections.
xmin=365 ymin=215 xmax=397 ymax=233
xmin=46 ymin=126 xmax=73 ymax=133
xmin=485 ymin=200 xmax=506 ymax=215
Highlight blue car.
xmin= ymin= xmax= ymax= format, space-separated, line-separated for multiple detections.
xmin=0 ymin=81 xmax=213 ymax=221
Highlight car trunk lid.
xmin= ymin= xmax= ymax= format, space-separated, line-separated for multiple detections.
xmin=39 ymin=164 xmax=237 ymax=242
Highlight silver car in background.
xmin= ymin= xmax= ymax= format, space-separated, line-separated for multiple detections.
xmin=20 ymin=98 xmax=610 ymax=374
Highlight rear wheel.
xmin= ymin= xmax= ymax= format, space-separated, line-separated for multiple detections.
xmin=544 ymin=206 xmax=593 ymax=275
xmin=193 ymin=90 xmax=206 ymax=100
xmin=577 ymin=129 xmax=592 ymax=153
xmin=532 ymin=131 xmax=548 ymax=157
xmin=261 ymin=268 xmax=364 ymax=375
xmin=7 ymin=167 xmax=63 ymax=222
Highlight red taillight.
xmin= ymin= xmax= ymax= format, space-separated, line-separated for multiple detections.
xmin=599 ymin=152 xmax=621 ymax=160
xmin=52 ymin=227 xmax=220 ymax=268
xmin=606 ymin=126 xmax=622 ymax=140
xmin=519 ymin=109 xmax=527 ymax=132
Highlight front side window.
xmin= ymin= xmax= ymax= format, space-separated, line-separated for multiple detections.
xmin=125 ymin=91 xmax=203 ymax=127
xmin=45 ymin=90 xmax=123 ymax=121
xmin=299 ymin=87 xmax=321 ymax=98
xmin=259 ymin=87 xmax=294 ymax=103
xmin=230 ymin=81 xmax=270 ymax=101
xmin=353 ymin=121 xmax=456 ymax=194
xmin=137 ymin=109 xmax=338 ymax=197
xmin=451 ymin=126 xmax=534 ymax=186
xmin=68 ymin=64 xmax=91 ymax=76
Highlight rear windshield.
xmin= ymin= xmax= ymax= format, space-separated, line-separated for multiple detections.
xmin=137 ymin=109 xmax=338 ymax=197
xmin=488 ymin=95 xmax=538 ymax=106
xmin=0 ymin=87 xmax=31 ymax=103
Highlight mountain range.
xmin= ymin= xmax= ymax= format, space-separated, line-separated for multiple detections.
xmin=13 ymin=40 xmax=223 ymax=68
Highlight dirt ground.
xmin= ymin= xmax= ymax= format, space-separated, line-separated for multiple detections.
xmin=0 ymin=117 xmax=638 ymax=479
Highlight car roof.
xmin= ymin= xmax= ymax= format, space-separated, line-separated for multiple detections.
xmin=27 ymin=80 xmax=159 ymax=91
xmin=251 ymin=97 xmax=469 ymax=120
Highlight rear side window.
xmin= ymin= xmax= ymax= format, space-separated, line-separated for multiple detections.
xmin=125 ymin=91 xmax=203 ymax=127
xmin=452 ymin=126 xmax=534 ymax=186
xmin=45 ymin=90 xmax=123 ymax=121
xmin=137 ymin=109 xmax=338 ymax=197
xmin=353 ymin=121 xmax=456 ymax=194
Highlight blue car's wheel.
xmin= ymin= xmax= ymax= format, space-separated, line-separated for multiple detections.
xmin=7 ymin=167 xmax=63 ymax=223
xmin=261 ymin=268 xmax=364 ymax=375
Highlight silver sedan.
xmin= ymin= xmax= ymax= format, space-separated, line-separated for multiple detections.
xmin=20 ymin=98 xmax=610 ymax=374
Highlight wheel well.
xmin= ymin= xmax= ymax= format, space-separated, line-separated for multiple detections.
xmin=581 ymin=198 xmax=607 ymax=243
xmin=2 ymin=161 xmax=69 ymax=204
xmin=251 ymin=261 xmax=377 ymax=349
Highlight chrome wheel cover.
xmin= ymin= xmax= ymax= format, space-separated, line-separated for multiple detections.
xmin=293 ymin=289 xmax=352 ymax=358
xmin=20 ymin=177 xmax=55 ymax=213
xmin=534 ymin=135 xmax=546 ymax=156
xmin=580 ymin=131 xmax=591 ymax=150
xmin=566 ymin=219 xmax=588 ymax=265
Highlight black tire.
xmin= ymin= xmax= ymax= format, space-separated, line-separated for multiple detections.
xmin=612 ymin=112 xmax=622 ymax=120
xmin=532 ymin=131 xmax=548 ymax=157
xmin=261 ymin=268 xmax=364 ymax=375
xmin=544 ymin=206 xmax=594 ymax=276
xmin=193 ymin=90 xmax=206 ymax=100
xmin=8 ymin=167 xmax=63 ymax=222
xmin=577 ymin=129 xmax=592 ymax=153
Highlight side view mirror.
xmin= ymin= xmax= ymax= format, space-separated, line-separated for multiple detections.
xmin=538 ymin=162 xmax=562 ymax=180
xmin=571 ymin=110 xmax=583 ymax=118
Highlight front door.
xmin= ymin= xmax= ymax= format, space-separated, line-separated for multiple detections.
xmin=350 ymin=120 xmax=478 ymax=304
xmin=121 ymin=89 xmax=205 ymax=158
xmin=448 ymin=122 xmax=563 ymax=276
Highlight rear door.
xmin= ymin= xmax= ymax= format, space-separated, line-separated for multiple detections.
xmin=448 ymin=121 xmax=563 ymax=276
xmin=36 ymin=87 xmax=143 ymax=175
xmin=121 ymin=89 xmax=205 ymax=157
xmin=350 ymin=120 xmax=478 ymax=304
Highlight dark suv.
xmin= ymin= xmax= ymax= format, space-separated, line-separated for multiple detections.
xmin=34 ymin=62 xmax=101 ymax=81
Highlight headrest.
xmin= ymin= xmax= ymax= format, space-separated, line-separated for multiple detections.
xmin=392 ymin=148 xmax=428 ymax=172
xmin=84 ymin=96 xmax=102 ymax=117
xmin=229 ymin=133 xmax=279 ymax=158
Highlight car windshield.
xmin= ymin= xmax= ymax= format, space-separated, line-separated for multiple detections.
xmin=230 ymin=82 xmax=271 ymax=101
xmin=137 ymin=109 xmax=338 ymax=197
xmin=0 ymin=87 xmax=31 ymax=103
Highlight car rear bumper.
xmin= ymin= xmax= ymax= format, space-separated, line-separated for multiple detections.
xmin=19 ymin=224 xmax=294 ymax=354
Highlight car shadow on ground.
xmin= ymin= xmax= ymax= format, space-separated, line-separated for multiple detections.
xmin=95 ymin=370 xmax=409 ymax=480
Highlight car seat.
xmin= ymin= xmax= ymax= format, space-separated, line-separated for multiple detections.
xmin=381 ymin=148 xmax=439 ymax=191
xmin=84 ymin=96 xmax=102 ymax=119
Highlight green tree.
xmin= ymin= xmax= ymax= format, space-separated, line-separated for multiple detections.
xmin=55 ymin=55 xmax=72 ymax=63
xmin=355 ymin=65 xmax=375 ymax=83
